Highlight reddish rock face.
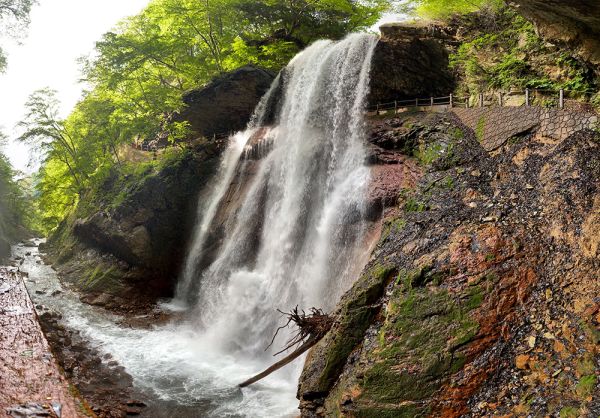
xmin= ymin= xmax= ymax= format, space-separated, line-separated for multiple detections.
xmin=299 ymin=111 xmax=600 ymax=417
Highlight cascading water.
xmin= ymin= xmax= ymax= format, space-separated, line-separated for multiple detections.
xmin=184 ymin=33 xmax=378 ymax=362
xmin=20 ymin=33 xmax=379 ymax=418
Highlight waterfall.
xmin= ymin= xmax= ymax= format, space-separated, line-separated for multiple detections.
xmin=64 ymin=33 xmax=380 ymax=418
xmin=181 ymin=32 xmax=378 ymax=358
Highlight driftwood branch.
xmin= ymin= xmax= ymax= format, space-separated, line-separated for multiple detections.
xmin=239 ymin=306 xmax=333 ymax=388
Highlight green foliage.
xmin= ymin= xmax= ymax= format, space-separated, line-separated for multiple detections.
xmin=398 ymin=0 xmax=503 ymax=20
xmin=30 ymin=0 xmax=390 ymax=233
xmin=449 ymin=7 xmax=598 ymax=96
xmin=0 ymin=146 xmax=35 ymax=239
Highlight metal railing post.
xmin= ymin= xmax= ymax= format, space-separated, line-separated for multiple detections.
xmin=394 ymin=100 xmax=397 ymax=114
xmin=449 ymin=94 xmax=453 ymax=108
xmin=525 ymin=88 xmax=530 ymax=106
xmin=430 ymin=97 xmax=434 ymax=108
xmin=376 ymin=103 xmax=380 ymax=113
xmin=559 ymin=89 xmax=564 ymax=109
xmin=415 ymin=98 xmax=419 ymax=107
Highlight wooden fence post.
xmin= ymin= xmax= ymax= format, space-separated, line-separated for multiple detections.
xmin=415 ymin=98 xmax=419 ymax=107
xmin=559 ymin=89 xmax=564 ymax=109
xmin=525 ymin=88 xmax=530 ymax=106
xmin=376 ymin=103 xmax=380 ymax=113
xmin=498 ymin=92 xmax=503 ymax=107
xmin=479 ymin=93 xmax=484 ymax=108
xmin=394 ymin=100 xmax=397 ymax=114
xmin=430 ymin=97 xmax=434 ymax=108
xmin=449 ymin=94 xmax=453 ymax=108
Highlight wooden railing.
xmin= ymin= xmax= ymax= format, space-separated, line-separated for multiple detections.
xmin=368 ymin=88 xmax=599 ymax=114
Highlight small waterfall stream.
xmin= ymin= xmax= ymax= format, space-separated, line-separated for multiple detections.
xmin=20 ymin=33 xmax=379 ymax=418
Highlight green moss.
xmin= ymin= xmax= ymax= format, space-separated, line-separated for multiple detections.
xmin=560 ymin=406 xmax=580 ymax=418
xmin=79 ymin=264 xmax=121 ymax=292
xmin=476 ymin=115 xmax=486 ymax=142
xmin=381 ymin=218 xmax=406 ymax=241
xmin=359 ymin=280 xmax=484 ymax=410
xmin=356 ymin=405 xmax=426 ymax=418
xmin=581 ymin=320 xmax=600 ymax=345
xmin=404 ymin=197 xmax=427 ymax=213
xmin=575 ymin=375 xmax=597 ymax=398
xmin=465 ymin=285 xmax=484 ymax=310
xmin=575 ymin=354 xmax=596 ymax=376
xmin=452 ymin=127 xmax=465 ymax=140
xmin=315 ymin=264 xmax=396 ymax=392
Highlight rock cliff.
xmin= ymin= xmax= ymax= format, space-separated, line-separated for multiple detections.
xmin=369 ymin=23 xmax=456 ymax=105
xmin=174 ymin=65 xmax=275 ymax=138
xmin=511 ymin=0 xmax=600 ymax=73
xmin=299 ymin=110 xmax=600 ymax=417
xmin=45 ymin=142 xmax=223 ymax=311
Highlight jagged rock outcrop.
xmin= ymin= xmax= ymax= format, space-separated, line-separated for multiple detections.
xmin=369 ymin=23 xmax=456 ymax=105
xmin=46 ymin=142 xmax=223 ymax=310
xmin=174 ymin=65 xmax=275 ymax=138
xmin=299 ymin=111 xmax=600 ymax=417
xmin=511 ymin=0 xmax=600 ymax=73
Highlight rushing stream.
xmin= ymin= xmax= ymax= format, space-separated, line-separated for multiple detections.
xmin=16 ymin=33 xmax=378 ymax=417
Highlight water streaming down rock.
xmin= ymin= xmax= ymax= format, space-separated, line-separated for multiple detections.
xmin=182 ymin=32 xmax=379 ymax=361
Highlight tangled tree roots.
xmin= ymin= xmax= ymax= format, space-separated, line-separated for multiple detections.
xmin=238 ymin=307 xmax=334 ymax=388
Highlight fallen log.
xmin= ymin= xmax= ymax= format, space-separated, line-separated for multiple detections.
xmin=238 ymin=307 xmax=333 ymax=388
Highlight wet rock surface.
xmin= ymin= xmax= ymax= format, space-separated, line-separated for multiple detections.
xmin=369 ymin=23 xmax=456 ymax=106
xmin=173 ymin=65 xmax=275 ymax=138
xmin=0 ymin=267 xmax=86 ymax=417
xmin=299 ymin=111 xmax=600 ymax=417
xmin=45 ymin=142 xmax=225 ymax=313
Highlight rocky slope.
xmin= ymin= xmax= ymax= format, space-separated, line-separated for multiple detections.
xmin=299 ymin=110 xmax=600 ymax=417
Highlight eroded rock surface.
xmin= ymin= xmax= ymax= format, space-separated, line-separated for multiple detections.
xmin=299 ymin=112 xmax=600 ymax=417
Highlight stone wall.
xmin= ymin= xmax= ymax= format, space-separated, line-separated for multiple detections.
xmin=452 ymin=107 xmax=598 ymax=151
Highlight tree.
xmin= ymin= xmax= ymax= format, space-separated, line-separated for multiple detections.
xmin=0 ymin=0 xmax=36 ymax=71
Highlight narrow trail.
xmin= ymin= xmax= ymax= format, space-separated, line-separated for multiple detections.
xmin=0 ymin=265 xmax=86 ymax=418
